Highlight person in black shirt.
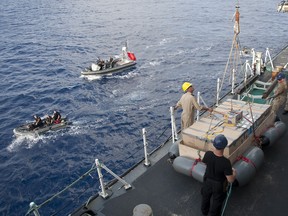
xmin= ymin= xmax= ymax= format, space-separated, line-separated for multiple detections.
xmin=45 ymin=115 xmax=53 ymax=125
xmin=201 ymin=134 xmax=236 ymax=216
xmin=52 ymin=110 xmax=61 ymax=124
xmin=29 ymin=115 xmax=44 ymax=130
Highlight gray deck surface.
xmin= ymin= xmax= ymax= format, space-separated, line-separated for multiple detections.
xmin=99 ymin=110 xmax=288 ymax=216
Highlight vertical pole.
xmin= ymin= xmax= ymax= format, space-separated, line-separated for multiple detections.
xmin=231 ymin=69 xmax=235 ymax=94
xmin=251 ymin=48 xmax=256 ymax=73
xmin=216 ymin=78 xmax=220 ymax=106
xmin=255 ymin=52 xmax=263 ymax=75
xmin=29 ymin=202 xmax=40 ymax=216
xmin=95 ymin=159 xmax=109 ymax=199
xmin=170 ymin=107 xmax=178 ymax=143
xmin=197 ymin=92 xmax=200 ymax=121
xmin=142 ymin=128 xmax=151 ymax=166
xmin=170 ymin=106 xmax=175 ymax=143
xmin=244 ymin=64 xmax=247 ymax=83
xmin=245 ymin=60 xmax=250 ymax=76
xmin=266 ymin=48 xmax=274 ymax=71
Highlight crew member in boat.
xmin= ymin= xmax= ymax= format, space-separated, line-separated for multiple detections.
xmin=97 ymin=58 xmax=105 ymax=70
xmin=52 ymin=110 xmax=61 ymax=124
xmin=109 ymin=56 xmax=114 ymax=68
xmin=201 ymin=134 xmax=236 ymax=216
xmin=105 ymin=59 xmax=111 ymax=69
xmin=45 ymin=115 xmax=53 ymax=125
xmin=174 ymin=82 xmax=212 ymax=129
xmin=29 ymin=115 xmax=44 ymax=130
xmin=266 ymin=73 xmax=287 ymax=114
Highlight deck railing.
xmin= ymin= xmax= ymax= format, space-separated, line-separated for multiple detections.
xmin=26 ymin=128 xmax=153 ymax=216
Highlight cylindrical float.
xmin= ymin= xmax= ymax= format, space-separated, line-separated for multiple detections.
xmin=173 ymin=145 xmax=264 ymax=187
xmin=260 ymin=121 xmax=286 ymax=147
xmin=168 ymin=140 xmax=180 ymax=159
xmin=233 ymin=146 xmax=264 ymax=186
xmin=172 ymin=156 xmax=206 ymax=183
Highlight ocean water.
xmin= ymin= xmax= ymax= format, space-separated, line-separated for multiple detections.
xmin=0 ymin=0 xmax=287 ymax=215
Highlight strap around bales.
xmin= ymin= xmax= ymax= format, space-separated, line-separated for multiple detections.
xmin=190 ymin=158 xmax=202 ymax=176
xmin=236 ymin=155 xmax=256 ymax=169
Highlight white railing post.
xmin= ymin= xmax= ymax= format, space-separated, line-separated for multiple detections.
xmin=197 ymin=92 xmax=200 ymax=121
xmin=265 ymin=48 xmax=274 ymax=71
xmin=142 ymin=128 xmax=151 ymax=166
xmin=245 ymin=59 xmax=252 ymax=76
xmin=200 ymin=95 xmax=208 ymax=107
xmin=231 ymin=69 xmax=235 ymax=94
xmin=264 ymin=48 xmax=268 ymax=65
xmin=216 ymin=78 xmax=220 ymax=106
xmin=95 ymin=159 xmax=109 ymax=199
xmin=244 ymin=63 xmax=248 ymax=83
xmin=255 ymin=52 xmax=263 ymax=75
xmin=170 ymin=107 xmax=178 ymax=142
xmin=29 ymin=202 xmax=40 ymax=216
xmin=251 ymin=48 xmax=258 ymax=74
xmin=251 ymin=48 xmax=255 ymax=67
xmin=95 ymin=159 xmax=132 ymax=199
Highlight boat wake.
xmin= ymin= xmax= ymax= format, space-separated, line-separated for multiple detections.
xmin=7 ymin=134 xmax=48 ymax=152
xmin=149 ymin=61 xmax=161 ymax=67
xmin=80 ymin=70 xmax=138 ymax=81
xmin=80 ymin=74 xmax=102 ymax=81
xmin=145 ymin=37 xmax=178 ymax=49
xmin=108 ymin=71 xmax=139 ymax=79
xmin=7 ymin=122 xmax=83 ymax=152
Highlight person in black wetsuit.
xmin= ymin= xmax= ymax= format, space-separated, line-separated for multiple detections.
xmin=29 ymin=115 xmax=44 ymax=130
xmin=201 ymin=134 xmax=236 ymax=216
xmin=45 ymin=115 xmax=53 ymax=125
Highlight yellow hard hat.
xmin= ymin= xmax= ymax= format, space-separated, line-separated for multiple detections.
xmin=182 ymin=82 xmax=192 ymax=92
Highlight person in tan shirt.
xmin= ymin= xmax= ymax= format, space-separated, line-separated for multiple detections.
xmin=266 ymin=73 xmax=287 ymax=114
xmin=174 ymin=82 xmax=212 ymax=129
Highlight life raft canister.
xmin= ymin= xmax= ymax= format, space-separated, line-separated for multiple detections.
xmin=127 ymin=52 xmax=136 ymax=61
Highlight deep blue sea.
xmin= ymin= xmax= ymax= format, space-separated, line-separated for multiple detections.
xmin=0 ymin=0 xmax=287 ymax=215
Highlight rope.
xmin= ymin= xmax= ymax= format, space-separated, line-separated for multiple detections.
xmin=219 ymin=34 xmax=237 ymax=94
xmin=26 ymin=164 xmax=97 ymax=216
xmin=221 ymin=182 xmax=233 ymax=216
xmin=205 ymin=127 xmax=225 ymax=140
xmin=50 ymin=183 xmax=93 ymax=216
xmin=156 ymin=123 xmax=170 ymax=140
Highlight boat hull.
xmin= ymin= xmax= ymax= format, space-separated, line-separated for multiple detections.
xmin=278 ymin=2 xmax=288 ymax=12
xmin=13 ymin=118 xmax=71 ymax=136
xmin=81 ymin=61 xmax=136 ymax=75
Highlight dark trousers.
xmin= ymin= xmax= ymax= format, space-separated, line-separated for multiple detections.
xmin=201 ymin=178 xmax=226 ymax=216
